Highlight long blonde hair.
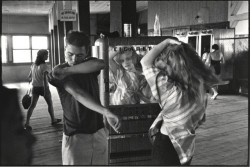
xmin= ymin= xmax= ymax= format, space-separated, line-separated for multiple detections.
xmin=155 ymin=42 xmax=219 ymax=102
xmin=114 ymin=49 xmax=140 ymax=70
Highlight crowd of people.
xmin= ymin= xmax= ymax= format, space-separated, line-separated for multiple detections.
xmin=1 ymin=30 xmax=224 ymax=166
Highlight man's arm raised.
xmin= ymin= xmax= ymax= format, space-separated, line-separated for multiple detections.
xmin=52 ymin=59 xmax=105 ymax=80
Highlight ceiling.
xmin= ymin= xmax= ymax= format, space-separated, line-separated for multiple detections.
xmin=2 ymin=1 xmax=148 ymax=15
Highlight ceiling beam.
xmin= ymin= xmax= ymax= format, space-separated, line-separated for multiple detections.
xmin=229 ymin=13 xmax=248 ymax=21
xmin=228 ymin=1 xmax=248 ymax=28
xmin=228 ymin=1 xmax=243 ymax=16
xmin=229 ymin=13 xmax=248 ymax=28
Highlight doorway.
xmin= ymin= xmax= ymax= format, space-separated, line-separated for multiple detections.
xmin=188 ymin=36 xmax=199 ymax=53
xmin=201 ymin=35 xmax=212 ymax=56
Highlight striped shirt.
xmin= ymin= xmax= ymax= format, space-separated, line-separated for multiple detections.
xmin=143 ymin=65 xmax=207 ymax=164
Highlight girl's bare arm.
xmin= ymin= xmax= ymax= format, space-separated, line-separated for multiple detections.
xmin=140 ymin=38 xmax=181 ymax=67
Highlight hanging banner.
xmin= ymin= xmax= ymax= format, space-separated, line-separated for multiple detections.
xmin=60 ymin=9 xmax=76 ymax=21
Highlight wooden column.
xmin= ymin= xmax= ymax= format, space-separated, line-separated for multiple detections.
xmin=48 ymin=8 xmax=54 ymax=68
xmin=72 ymin=1 xmax=79 ymax=31
xmin=110 ymin=1 xmax=122 ymax=35
xmin=63 ymin=1 xmax=73 ymax=35
xmin=0 ymin=46 xmax=2 ymax=85
xmin=78 ymin=1 xmax=90 ymax=36
xmin=53 ymin=26 xmax=59 ymax=66
xmin=50 ymin=30 xmax=54 ymax=67
xmin=121 ymin=1 xmax=137 ymax=37
xmin=56 ymin=1 xmax=65 ymax=64
xmin=57 ymin=20 xmax=65 ymax=64
xmin=110 ymin=1 xmax=137 ymax=37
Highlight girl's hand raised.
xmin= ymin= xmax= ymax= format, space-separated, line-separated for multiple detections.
xmin=164 ymin=38 xmax=181 ymax=45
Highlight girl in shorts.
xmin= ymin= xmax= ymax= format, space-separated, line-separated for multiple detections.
xmin=24 ymin=49 xmax=61 ymax=131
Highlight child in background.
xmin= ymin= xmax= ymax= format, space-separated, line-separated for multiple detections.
xmin=141 ymin=38 xmax=220 ymax=165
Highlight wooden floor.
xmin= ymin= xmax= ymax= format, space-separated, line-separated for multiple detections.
xmin=4 ymin=82 xmax=249 ymax=166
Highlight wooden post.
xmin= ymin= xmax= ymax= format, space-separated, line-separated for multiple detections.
xmin=110 ymin=1 xmax=137 ymax=37
xmin=0 ymin=39 xmax=2 ymax=85
xmin=57 ymin=20 xmax=65 ymax=64
xmin=78 ymin=1 xmax=90 ymax=36
xmin=121 ymin=1 xmax=137 ymax=37
xmin=50 ymin=30 xmax=54 ymax=67
xmin=110 ymin=1 xmax=122 ymax=36
xmin=63 ymin=1 xmax=73 ymax=35
xmin=53 ymin=26 xmax=59 ymax=66
xmin=56 ymin=1 xmax=65 ymax=64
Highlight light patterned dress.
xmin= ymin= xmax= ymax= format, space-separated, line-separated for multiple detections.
xmin=143 ymin=65 xmax=207 ymax=164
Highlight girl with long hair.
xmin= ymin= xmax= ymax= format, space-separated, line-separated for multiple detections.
xmin=141 ymin=38 xmax=220 ymax=165
xmin=109 ymin=46 xmax=153 ymax=105
xmin=24 ymin=49 xmax=61 ymax=131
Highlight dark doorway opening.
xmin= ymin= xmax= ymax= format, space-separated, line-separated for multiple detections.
xmin=201 ymin=35 xmax=211 ymax=56
xmin=188 ymin=36 xmax=198 ymax=51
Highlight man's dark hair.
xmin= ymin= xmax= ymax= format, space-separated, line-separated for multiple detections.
xmin=66 ymin=30 xmax=90 ymax=48
xmin=212 ymin=44 xmax=219 ymax=50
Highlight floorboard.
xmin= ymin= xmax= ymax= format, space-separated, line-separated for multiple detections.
xmin=3 ymin=82 xmax=249 ymax=166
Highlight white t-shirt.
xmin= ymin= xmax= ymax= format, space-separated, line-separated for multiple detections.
xmin=210 ymin=50 xmax=224 ymax=61
xmin=31 ymin=63 xmax=50 ymax=87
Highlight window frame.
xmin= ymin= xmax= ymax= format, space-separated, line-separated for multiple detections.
xmin=1 ymin=34 xmax=50 ymax=66
xmin=1 ymin=35 xmax=8 ymax=64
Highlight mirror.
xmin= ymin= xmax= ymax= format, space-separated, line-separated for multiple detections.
xmin=108 ymin=45 xmax=157 ymax=105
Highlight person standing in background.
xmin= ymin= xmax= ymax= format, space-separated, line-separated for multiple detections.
xmin=205 ymin=44 xmax=225 ymax=100
xmin=24 ymin=49 xmax=61 ymax=131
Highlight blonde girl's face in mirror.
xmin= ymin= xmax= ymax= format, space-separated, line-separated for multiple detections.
xmin=119 ymin=51 xmax=135 ymax=71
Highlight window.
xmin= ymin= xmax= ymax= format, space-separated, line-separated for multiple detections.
xmin=12 ymin=36 xmax=49 ymax=63
xmin=12 ymin=36 xmax=31 ymax=63
xmin=31 ymin=36 xmax=49 ymax=62
xmin=1 ymin=36 xmax=7 ymax=63
xmin=6 ymin=35 xmax=49 ymax=64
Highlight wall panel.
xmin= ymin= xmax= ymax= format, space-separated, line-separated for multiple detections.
xmin=2 ymin=64 xmax=51 ymax=83
xmin=2 ymin=15 xmax=49 ymax=34
xmin=148 ymin=1 xmax=228 ymax=30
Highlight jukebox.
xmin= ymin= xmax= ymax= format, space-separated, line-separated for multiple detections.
xmin=93 ymin=37 xmax=175 ymax=165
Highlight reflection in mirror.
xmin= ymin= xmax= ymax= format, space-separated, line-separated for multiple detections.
xmin=109 ymin=45 xmax=157 ymax=105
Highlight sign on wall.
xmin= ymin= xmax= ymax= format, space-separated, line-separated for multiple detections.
xmin=60 ymin=10 xmax=76 ymax=21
